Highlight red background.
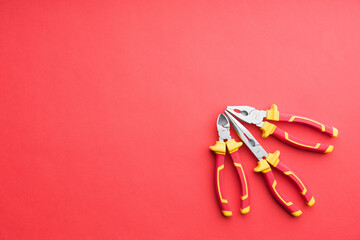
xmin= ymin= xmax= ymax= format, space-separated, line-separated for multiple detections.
xmin=1 ymin=1 xmax=360 ymax=239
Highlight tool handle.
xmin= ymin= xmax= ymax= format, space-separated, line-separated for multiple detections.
xmin=262 ymin=170 xmax=302 ymax=217
xmin=266 ymin=104 xmax=338 ymax=137
xmin=230 ymin=151 xmax=250 ymax=214
xmin=272 ymin=127 xmax=333 ymax=153
xmin=279 ymin=113 xmax=338 ymax=137
xmin=275 ymin=161 xmax=315 ymax=206
xmin=214 ymin=153 xmax=232 ymax=217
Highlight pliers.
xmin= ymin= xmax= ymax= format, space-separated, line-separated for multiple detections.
xmin=225 ymin=110 xmax=315 ymax=217
xmin=209 ymin=113 xmax=250 ymax=217
xmin=226 ymin=104 xmax=338 ymax=153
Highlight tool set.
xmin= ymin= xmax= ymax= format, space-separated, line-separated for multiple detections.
xmin=210 ymin=104 xmax=338 ymax=217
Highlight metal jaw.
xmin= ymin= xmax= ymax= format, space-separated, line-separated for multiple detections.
xmin=226 ymin=106 xmax=267 ymax=126
xmin=224 ymin=110 xmax=268 ymax=161
xmin=216 ymin=113 xmax=232 ymax=142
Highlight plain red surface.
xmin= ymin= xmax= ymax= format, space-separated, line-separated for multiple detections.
xmin=1 ymin=1 xmax=360 ymax=239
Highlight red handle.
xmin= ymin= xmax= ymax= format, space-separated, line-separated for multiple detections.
xmin=214 ymin=153 xmax=232 ymax=217
xmin=275 ymin=161 xmax=315 ymax=206
xmin=254 ymin=160 xmax=302 ymax=217
xmin=279 ymin=113 xmax=338 ymax=137
xmin=230 ymin=151 xmax=250 ymax=214
xmin=272 ymin=127 xmax=333 ymax=153
xmin=262 ymin=170 xmax=302 ymax=217
xmin=265 ymin=104 xmax=338 ymax=137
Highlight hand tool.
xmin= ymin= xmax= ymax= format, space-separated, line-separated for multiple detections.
xmin=226 ymin=104 xmax=338 ymax=153
xmin=209 ymin=113 xmax=250 ymax=217
xmin=225 ymin=110 xmax=315 ymax=217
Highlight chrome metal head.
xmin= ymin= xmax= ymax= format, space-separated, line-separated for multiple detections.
xmin=225 ymin=110 xmax=268 ymax=161
xmin=226 ymin=106 xmax=266 ymax=126
xmin=216 ymin=113 xmax=232 ymax=142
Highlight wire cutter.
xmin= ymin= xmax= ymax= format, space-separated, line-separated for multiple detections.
xmin=226 ymin=104 xmax=338 ymax=153
xmin=225 ymin=110 xmax=315 ymax=217
xmin=210 ymin=113 xmax=250 ymax=217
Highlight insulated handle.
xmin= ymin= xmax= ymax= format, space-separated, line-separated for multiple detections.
xmin=254 ymin=160 xmax=302 ymax=217
xmin=272 ymin=127 xmax=333 ymax=153
xmin=275 ymin=161 xmax=315 ymax=206
xmin=265 ymin=104 xmax=338 ymax=137
xmin=210 ymin=141 xmax=232 ymax=217
xmin=214 ymin=153 xmax=232 ymax=217
xmin=230 ymin=151 xmax=250 ymax=214
xmin=279 ymin=113 xmax=338 ymax=137
xmin=262 ymin=170 xmax=302 ymax=217
xmin=260 ymin=122 xmax=333 ymax=153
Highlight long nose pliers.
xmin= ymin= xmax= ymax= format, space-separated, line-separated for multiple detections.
xmin=225 ymin=110 xmax=315 ymax=217
xmin=226 ymin=104 xmax=338 ymax=153
xmin=210 ymin=113 xmax=250 ymax=217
